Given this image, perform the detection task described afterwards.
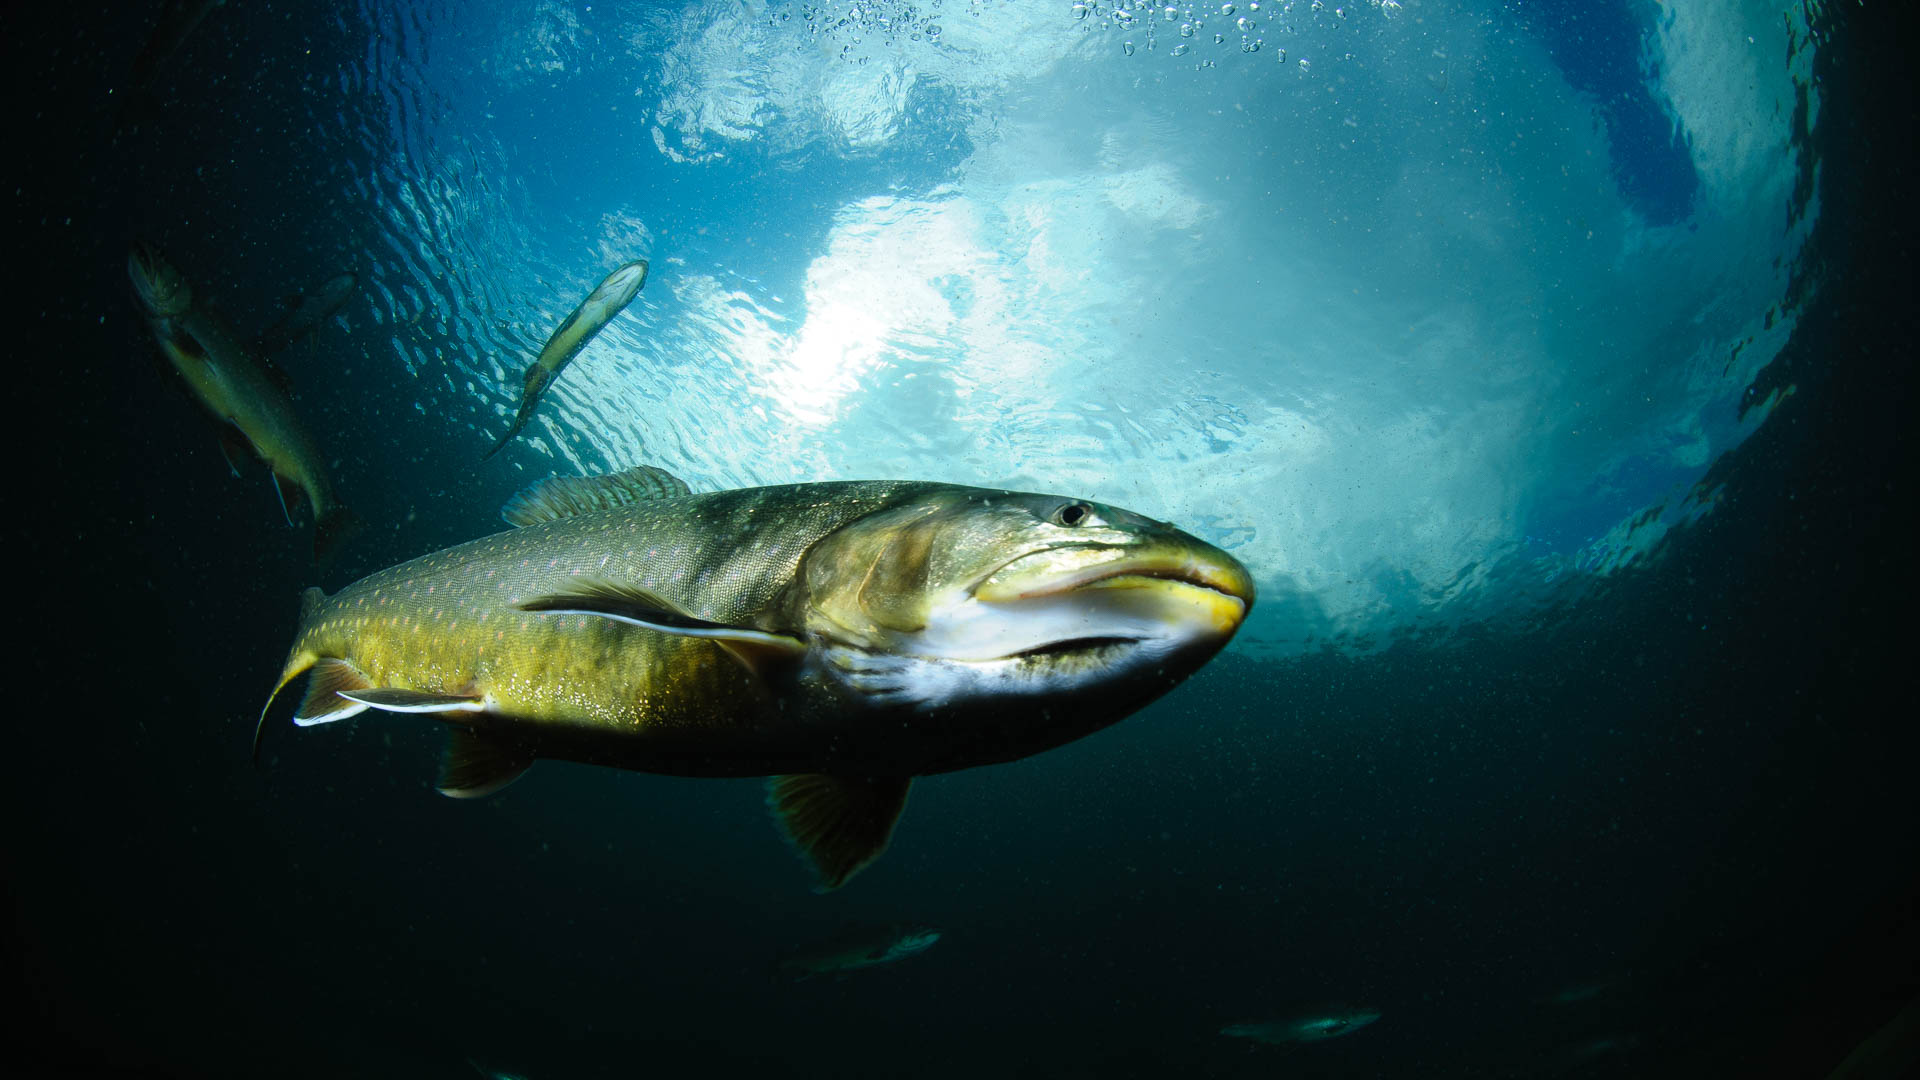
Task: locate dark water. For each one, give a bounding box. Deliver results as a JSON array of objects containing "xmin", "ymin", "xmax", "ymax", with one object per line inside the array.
[{"xmin": 14, "ymin": 2, "xmax": 1918, "ymax": 1078}]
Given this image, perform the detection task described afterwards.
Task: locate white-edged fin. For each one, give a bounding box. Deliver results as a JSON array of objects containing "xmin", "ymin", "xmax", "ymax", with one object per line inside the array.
[
  {"xmin": 437, "ymin": 728, "xmax": 530, "ymax": 798},
  {"xmin": 338, "ymin": 688, "xmax": 488, "ymax": 714},
  {"xmin": 293, "ymin": 658, "xmax": 373, "ymax": 726},
  {"xmin": 500, "ymin": 464, "xmax": 692, "ymax": 526},
  {"xmin": 517, "ymin": 580, "xmax": 804, "ymax": 677},
  {"xmin": 767, "ymin": 774, "xmax": 913, "ymax": 891},
  {"xmin": 269, "ymin": 472, "xmax": 295, "ymax": 527}
]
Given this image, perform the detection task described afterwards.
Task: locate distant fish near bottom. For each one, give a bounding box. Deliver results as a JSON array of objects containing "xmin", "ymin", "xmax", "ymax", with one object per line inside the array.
[
  {"xmin": 1222, "ymin": 1009, "xmax": 1382, "ymax": 1044},
  {"xmin": 776, "ymin": 924, "xmax": 942, "ymax": 979}
]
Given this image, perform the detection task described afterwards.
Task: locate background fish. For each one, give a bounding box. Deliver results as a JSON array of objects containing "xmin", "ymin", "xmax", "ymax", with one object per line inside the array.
[
  {"xmin": 128, "ymin": 242, "xmax": 360, "ymax": 563},
  {"xmin": 1222, "ymin": 1008, "xmax": 1383, "ymax": 1044},
  {"xmin": 252, "ymin": 271, "xmax": 357, "ymax": 357},
  {"xmin": 775, "ymin": 924, "xmax": 942, "ymax": 980},
  {"xmin": 484, "ymin": 259, "xmax": 648, "ymax": 459}
]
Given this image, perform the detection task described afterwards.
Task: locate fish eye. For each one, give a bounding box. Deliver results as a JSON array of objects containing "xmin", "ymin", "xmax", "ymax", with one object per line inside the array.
[{"xmin": 1052, "ymin": 502, "xmax": 1094, "ymax": 527}]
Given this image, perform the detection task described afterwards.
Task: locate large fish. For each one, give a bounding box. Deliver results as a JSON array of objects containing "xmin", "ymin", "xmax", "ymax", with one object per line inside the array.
[
  {"xmin": 258, "ymin": 465, "xmax": 1253, "ymax": 888},
  {"xmin": 483, "ymin": 259, "xmax": 649, "ymax": 459},
  {"xmin": 129, "ymin": 242, "xmax": 359, "ymax": 563}
]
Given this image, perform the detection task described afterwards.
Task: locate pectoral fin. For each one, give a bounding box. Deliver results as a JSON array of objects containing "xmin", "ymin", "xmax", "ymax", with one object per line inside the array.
[
  {"xmin": 337, "ymin": 688, "xmax": 489, "ymax": 714},
  {"xmin": 437, "ymin": 728, "xmax": 530, "ymax": 798},
  {"xmin": 269, "ymin": 472, "xmax": 295, "ymax": 527},
  {"xmin": 767, "ymin": 774, "xmax": 913, "ymax": 891},
  {"xmin": 516, "ymin": 580, "xmax": 805, "ymax": 677}
]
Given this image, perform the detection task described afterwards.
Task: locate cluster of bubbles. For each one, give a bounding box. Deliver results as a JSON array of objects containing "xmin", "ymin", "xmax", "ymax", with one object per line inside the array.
[
  {"xmin": 1072, "ymin": 0, "xmax": 1398, "ymax": 67},
  {"xmin": 769, "ymin": 0, "xmax": 987, "ymax": 54}
]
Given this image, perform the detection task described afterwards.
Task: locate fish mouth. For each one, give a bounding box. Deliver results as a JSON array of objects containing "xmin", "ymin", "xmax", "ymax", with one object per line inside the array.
[
  {"xmin": 909, "ymin": 544, "xmax": 1253, "ymax": 664},
  {"xmin": 975, "ymin": 545, "xmax": 1254, "ymax": 616}
]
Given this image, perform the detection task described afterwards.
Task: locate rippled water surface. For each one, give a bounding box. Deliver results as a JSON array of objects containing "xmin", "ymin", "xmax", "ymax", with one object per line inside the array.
[{"xmin": 247, "ymin": 0, "xmax": 1816, "ymax": 651}]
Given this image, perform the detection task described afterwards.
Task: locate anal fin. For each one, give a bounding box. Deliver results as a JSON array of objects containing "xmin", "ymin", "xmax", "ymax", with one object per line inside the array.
[
  {"xmin": 438, "ymin": 728, "xmax": 531, "ymax": 798},
  {"xmin": 767, "ymin": 774, "xmax": 913, "ymax": 891},
  {"xmin": 293, "ymin": 658, "xmax": 373, "ymax": 726}
]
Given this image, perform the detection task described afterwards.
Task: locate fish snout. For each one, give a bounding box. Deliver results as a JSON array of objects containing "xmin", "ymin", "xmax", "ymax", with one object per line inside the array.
[{"xmin": 127, "ymin": 242, "xmax": 190, "ymax": 317}]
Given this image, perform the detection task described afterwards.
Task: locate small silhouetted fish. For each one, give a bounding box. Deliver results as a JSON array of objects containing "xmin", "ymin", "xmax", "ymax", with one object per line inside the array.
[
  {"xmin": 776, "ymin": 924, "xmax": 942, "ymax": 980},
  {"xmin": 254, "ymin": 271, "xmax": 358, "ymax": 356},
  {"xmin": 484, "ymin": 259, "xmax": 648, "ymax": 459},
  {"xmin": 1222, "ymin": 1008, "xmax": 1382, "ymax": 1044}
]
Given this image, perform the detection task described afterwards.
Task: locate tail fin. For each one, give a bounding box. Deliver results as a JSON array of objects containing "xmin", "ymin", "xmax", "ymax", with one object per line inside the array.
[
  {"xmin": 313, "ymin": 504, "xmax": 364, "ymax": 566},
  {"xmin": 253, "ymin": 589, "xmax": 328, "ymax": 763},
  {"xmin": 483, "ymin": 365, "xmax": 548, "ymax": 461},
  {"xmin": 481, "ymin": 420, "xmax": 522, "ymax": 461}
]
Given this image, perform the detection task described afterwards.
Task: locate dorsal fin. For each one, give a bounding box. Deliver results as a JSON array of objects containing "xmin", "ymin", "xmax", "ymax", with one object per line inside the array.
[{"xmin": 501, "ymin": 465, "xmax": 694, "ymax": 526}]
